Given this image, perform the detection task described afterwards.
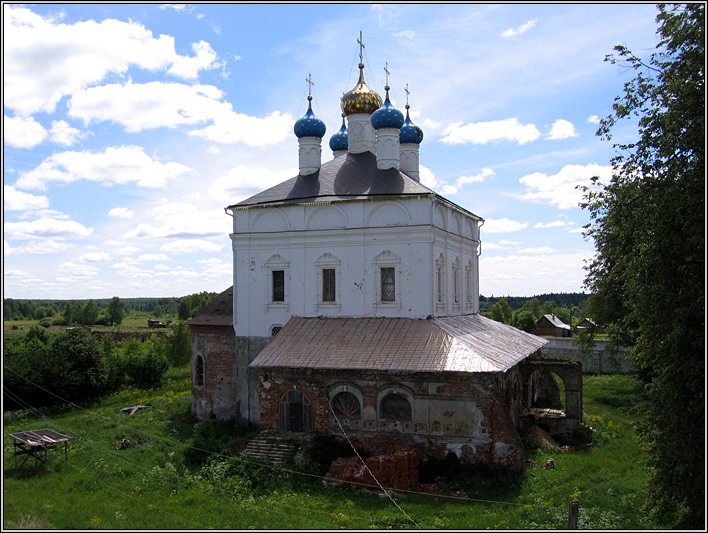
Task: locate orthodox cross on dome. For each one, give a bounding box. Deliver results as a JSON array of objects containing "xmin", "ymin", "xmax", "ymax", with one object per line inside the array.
[
  {"xmin": 404, "ymin": 83, "xmax": 410, "ymax": 106},
  {"xmin": 384, "ymin": 62, "xmax": 390, "ymax": 87},
  {"xmin": 357, "ymin": 31, "xmax": 365, "ymax": 63},
  {"xmin": 306, "ymin": 73, "xmax": 314, "ymax": 97}
]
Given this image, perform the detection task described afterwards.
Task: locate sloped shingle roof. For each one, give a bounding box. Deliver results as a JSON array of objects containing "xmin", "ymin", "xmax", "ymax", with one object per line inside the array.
[
  {"xmin": 227, "ymin": 151, "xmax": 481, "ymax": 220},
  {"xmin": 250, "ymin": 315, "xmax": 547, "ymax": 374}
]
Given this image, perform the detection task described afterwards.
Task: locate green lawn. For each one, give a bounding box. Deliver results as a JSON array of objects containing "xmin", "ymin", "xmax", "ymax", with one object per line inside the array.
[{"xmin": 3, "ymin": 371, "xmax": 653, "ymax": 529}]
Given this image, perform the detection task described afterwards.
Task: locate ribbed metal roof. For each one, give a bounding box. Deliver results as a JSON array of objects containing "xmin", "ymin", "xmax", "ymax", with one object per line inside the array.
[{"xmin": 250, "ymin": 315, "xmax": 547, "ymax": 373}]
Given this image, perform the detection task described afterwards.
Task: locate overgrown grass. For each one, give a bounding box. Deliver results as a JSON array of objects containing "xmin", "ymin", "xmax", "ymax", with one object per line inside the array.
[{"xmin": 3, "ymin": 371, "xmax": 654, "ymax": 529}]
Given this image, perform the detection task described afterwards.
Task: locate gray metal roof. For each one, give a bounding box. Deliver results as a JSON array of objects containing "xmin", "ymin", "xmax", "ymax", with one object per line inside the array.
[
  {"xmin": 227, "ymin": 151, "xmax": 481, "ymax": 220},
  {"xmin": 540, "ymin": 314, "xmax": 571, "ymax": 329},
  {"xmin": 187, "ymin": 286, "xmax": 233, "ymax": 327},
  {"xmin": 250, "ymin": 315, "xmax": 547, "ymax": 373}
]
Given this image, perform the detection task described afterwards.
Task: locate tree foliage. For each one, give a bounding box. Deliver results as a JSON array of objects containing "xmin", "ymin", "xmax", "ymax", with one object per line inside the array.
[
  {"xmin": 3, "ymin": 327, "xmax": 107, "ymax": 408},
  {"xmin": 107, "ymin": 296, "xmax": 125, "ymax": 326},
  {"xmin": 580, "ymin": 4, "xmax": 704, "ymax": 528}
]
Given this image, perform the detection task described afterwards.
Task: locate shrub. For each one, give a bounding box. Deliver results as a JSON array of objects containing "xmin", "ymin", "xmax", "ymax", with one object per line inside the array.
[{"xmin": 123, "ymin": 339, "xmax": 168, "ymax": 389}]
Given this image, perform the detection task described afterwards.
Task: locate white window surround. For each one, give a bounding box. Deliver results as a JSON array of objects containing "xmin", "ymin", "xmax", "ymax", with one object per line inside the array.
[
  {"xmin": 373, "ymin": 250, "xmax": 402, "ymax": 310},
  {"xmin": 436, "ymin": 253, "xmax": 446, "ymax": 311},
  {"xmin": 452, "ymin": 256, "xmax": 461, "ymax": 310},
  {"xmin": 376, "ymin": 384, "xmax": 415, "ymax": 421},
  {"xmin": 265, "ymin": 254, "xmax": 290, "ymax": 310},
  {"xmin": 465, "ymin": 260, "xmax": 474, "ymax": 311},
  {"xmin": 328, "ymin": 383, "xmax": 364, "ymax": 419},
  {"xmin": 315, "ymin": 253, "xmax": 341, "ymax": 310}
]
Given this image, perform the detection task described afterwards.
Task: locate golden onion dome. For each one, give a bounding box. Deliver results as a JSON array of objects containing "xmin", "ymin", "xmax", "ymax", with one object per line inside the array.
[{"xmin": 341, "ymin": 62, "xmax": 383, "ymax": 116}]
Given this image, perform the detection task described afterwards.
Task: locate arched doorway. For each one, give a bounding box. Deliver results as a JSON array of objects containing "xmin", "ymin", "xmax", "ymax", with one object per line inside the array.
[{"xmin": 279, "ymin": 390, "xmax": 312, "ymax": 432}]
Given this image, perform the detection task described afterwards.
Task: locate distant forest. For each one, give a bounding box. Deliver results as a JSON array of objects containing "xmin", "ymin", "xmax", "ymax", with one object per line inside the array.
[
  {"xmin": 4, "ymin": 292, "xmax": 589, "ymax": 321},
  {"xmin": 3, "ymin": 292, "xmax": 217, "ymax": 321},
  {"xmin": 478, "ymin": 292, "xmax": 590, "ymax": 314}
]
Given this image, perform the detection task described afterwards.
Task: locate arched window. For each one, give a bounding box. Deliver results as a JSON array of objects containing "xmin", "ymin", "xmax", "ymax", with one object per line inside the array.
[
  {"xmin": 194, "ymin": 354, "xmax": 205, "ymax": 387},
  {"xmin": 381, "ymin": 393, "xmax": 412, "ymax": 421},
  {"xmin": 332, "ymin": 392, "xmax": 361, "ymax": 418},
  {"xmin": 278, "ymin": 390, "xmax": 312, "ymax": 432}
]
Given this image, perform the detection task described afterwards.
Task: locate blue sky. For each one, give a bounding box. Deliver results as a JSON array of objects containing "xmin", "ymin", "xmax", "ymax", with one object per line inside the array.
[{"xmin": 3, "ymin": 2, "xmax": 661, "ymax": 300}]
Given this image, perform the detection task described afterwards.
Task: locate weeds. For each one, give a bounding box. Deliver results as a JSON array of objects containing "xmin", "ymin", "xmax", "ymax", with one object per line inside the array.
[{"xmin": 3, "ymin": 372, "xmax": 652, "ymax": 529}]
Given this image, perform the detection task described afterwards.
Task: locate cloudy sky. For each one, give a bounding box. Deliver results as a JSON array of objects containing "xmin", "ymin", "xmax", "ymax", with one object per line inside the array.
[{"xmin": 3, "ymin": 3, "xmax": 661, "ymax": 300}]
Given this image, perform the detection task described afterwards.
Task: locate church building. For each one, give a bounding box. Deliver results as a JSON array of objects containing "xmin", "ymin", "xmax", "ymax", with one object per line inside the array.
[{"xmin": 188, "ymin": 38, "xmax": 582, "ymax": 468}]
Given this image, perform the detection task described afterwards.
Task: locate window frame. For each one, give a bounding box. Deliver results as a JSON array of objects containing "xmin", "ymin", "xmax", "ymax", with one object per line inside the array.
[{"xmin": 373, "ymin": 251, "xmax": 401, "ymax": 309}]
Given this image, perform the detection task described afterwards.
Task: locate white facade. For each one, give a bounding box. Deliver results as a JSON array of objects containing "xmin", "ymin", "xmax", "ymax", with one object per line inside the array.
[{"xmin": 230, "ymin": 196, "xmax": 481, "ymax": 340}]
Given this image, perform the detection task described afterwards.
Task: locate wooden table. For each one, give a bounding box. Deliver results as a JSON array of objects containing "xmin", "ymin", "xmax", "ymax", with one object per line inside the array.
[{"xmin": 8, "ymin": 428, "xmax": 72, "ymax": 468}]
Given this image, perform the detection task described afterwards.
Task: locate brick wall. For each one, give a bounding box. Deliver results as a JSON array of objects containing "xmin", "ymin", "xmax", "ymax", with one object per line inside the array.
[
  {"xmin": 190, "ymin": 325, "xmax": 237, "ymax": 420},
  {"xmin": 257, "ymin": 366, "xmax": 526, "ymax": 468}
]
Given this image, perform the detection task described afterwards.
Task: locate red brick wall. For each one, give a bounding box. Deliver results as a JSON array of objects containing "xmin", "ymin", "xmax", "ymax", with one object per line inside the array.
[
  {"xmin": 257, "ymin": 366, "xmax": 525, "ymax": 467},
  {"xmin": 190, "ymin": 325, "xmax": 237, "ymax": 420}
]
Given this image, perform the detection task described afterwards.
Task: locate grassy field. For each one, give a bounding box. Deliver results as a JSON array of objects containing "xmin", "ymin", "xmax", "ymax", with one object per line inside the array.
[{"xmin": 3, "ymin": 371, "xmax": 653, "ymax": 529}]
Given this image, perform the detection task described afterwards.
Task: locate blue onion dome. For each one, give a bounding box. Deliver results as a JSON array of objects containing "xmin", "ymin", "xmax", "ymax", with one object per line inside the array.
[
  {"xmin": 294, "ymin": 95, "xmax": 326, "ymax": 138},
  {"xmin": 341, "ymin": 62, "xmax": 383, "ymax": 116},
  {"xmin": 371, "ymin": 85, "xmax": 405, "ymax": 130},
  {"xmin": 329, "ymin": 113, "xmax": 349, "ymax": 151},
  {"xmin": 399, "ymin": 104, "xmax": 424, "ymax": 144}
]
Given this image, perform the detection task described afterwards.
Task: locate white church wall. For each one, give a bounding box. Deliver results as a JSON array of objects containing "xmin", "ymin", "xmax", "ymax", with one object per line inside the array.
[{"xmin": 231, "ymin": 197, "xmax": 480, "ymax": 338}]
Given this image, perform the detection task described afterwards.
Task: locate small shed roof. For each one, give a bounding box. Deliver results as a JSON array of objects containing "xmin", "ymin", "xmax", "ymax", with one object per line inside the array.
[
  {"xmin": 187, "ymin": 286, "xmax": 233, "ymax": 327},
  {"xmin": 539, "ymin": 314, "xmax": 572, "ymax": 330},
  {"xmin": 250, "ymin": 315, "xmax": 547, "ymax": 374}
]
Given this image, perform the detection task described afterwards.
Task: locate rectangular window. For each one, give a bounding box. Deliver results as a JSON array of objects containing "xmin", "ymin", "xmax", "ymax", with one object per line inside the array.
[
  {"xmin": 322, "ymin": 268, "xmax": 336, "ymax": 302},
  {"xmin": 381, "ymin": 267, "xmax": 395, "ymax": 302},
  {"xmin": 272, "ymin": 270, "xmax": 285, "ymax": 302}
]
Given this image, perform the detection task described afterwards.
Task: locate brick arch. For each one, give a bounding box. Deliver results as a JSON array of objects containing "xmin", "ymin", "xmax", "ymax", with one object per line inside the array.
[{"xmin": 520, "ymin": 360, "xmax": 583, "ymax": 427}]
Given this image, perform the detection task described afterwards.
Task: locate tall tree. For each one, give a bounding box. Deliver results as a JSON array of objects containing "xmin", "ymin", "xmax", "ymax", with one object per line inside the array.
[
  {"xmin": 581, "ymin": 4, "xmax": 704, "ymax": 528},
  {"xmin": 490, "ymin": 298, "xmax": 513, "ymax": 324},
  {"xmin": 107, "ymin": 296, "xmax": 125, "ymax": 326}
]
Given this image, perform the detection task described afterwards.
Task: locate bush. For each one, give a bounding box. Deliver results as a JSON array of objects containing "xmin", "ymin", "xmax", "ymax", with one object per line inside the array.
[{"xmin": 123, "ymin": 338, "xmax": 168, "ymax": 389}]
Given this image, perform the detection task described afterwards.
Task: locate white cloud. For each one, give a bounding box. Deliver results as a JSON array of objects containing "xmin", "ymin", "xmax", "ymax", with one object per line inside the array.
[
  {"xmin": 5, "ymin": 218, "xmax": 93, "ymax": 240},
  {"xmin": 534, "ymin": 220, "xmax": 572, "ymax": 229},
  {"xmin": 547, "ymin": 119, "xmax": 579, "ymax": 140},
  {"xmin": 139, "ymin": 253, "xmax": 169, "ymax": 261},
  {"xmin": 168, "ymin": 40, "xmax": 220, "ymax": 79},
  {"xmin": 3, "ymin": 115, "xmax": 48, "ymax": 148},
  {"xmin": 456, "ymin": 167, "xmax": 495, "ymax": 188},
  {"xmin": 15, "ymin": 145, "xmax": 192, "ymax": 191},
  {"xmin": 394, "ymin": 30, "xmax": 415, "ymax": 38},
  {"xmin": 108, "ymin": 207, "xmax": 135, "ymax": 219},
  {"xmin": 159, "ymin": 239, "xmax": 223, "ymax": 253},
  {"xmin": 4, "ymin": 185, "xmax": 49, "ymax": 211},
  {"xmin": 209, "ymin": 165, "xmax": 295, "ymax": 201},
  {"xmin": 483, "ymin": 217, "xmax": 529, "ymax": 233},
  {"xmin": 587, "ymin": 115, "xmax": 601, "ymax": 124},
  {"xmin": 480, "ymin": 250, "xmax": 592, "ymax": 296},
  {"xmin": 49, "ymin": 120, "xmax": 85, "ymax": 146},
  {"xmin": 80, "ymin": 252, "xmax": 112, "ymax": 262},
  {"xmin": 188, "ymin": 110, "xmax": 294, "ymax": 146},
  {"xmin": 58, "ymin": 261, "xmax": 100, "ymax": 278},
  {"xmin": 3, "ymin": 5, "xmax": 220, "ymax": 115},
  {"xmin": 68, "ymin": 80, "xmax": 293, "ymax": 146},
  {"xmin": 517, "ymin": 246, "xmax": 555, "ymax": 254},
  {"xmin": 4, "ymin": 239, "xmax": 74, "ymax": 256},
  {"xmin": 441, "ymin": 118, "xmax": 541, "ymax": 145},
  {"xmin": 500, "ymin": 19, "xmax": 538, "ymax": 38},
  {"xmin": 518, "ymin": 163, "xmax": 612, "ymax": 209}
]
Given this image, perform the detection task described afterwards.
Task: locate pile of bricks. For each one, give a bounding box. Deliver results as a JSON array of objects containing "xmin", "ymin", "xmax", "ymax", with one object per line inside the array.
[{"xmin": 324, "ymin": 450, "xmax": 419, "ymax": 492}]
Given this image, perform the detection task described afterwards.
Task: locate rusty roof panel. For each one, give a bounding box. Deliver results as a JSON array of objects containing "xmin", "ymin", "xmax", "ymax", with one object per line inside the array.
[{"xmin": 250, "ymin": 315, "xmax": 547, "ymax": 373}]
